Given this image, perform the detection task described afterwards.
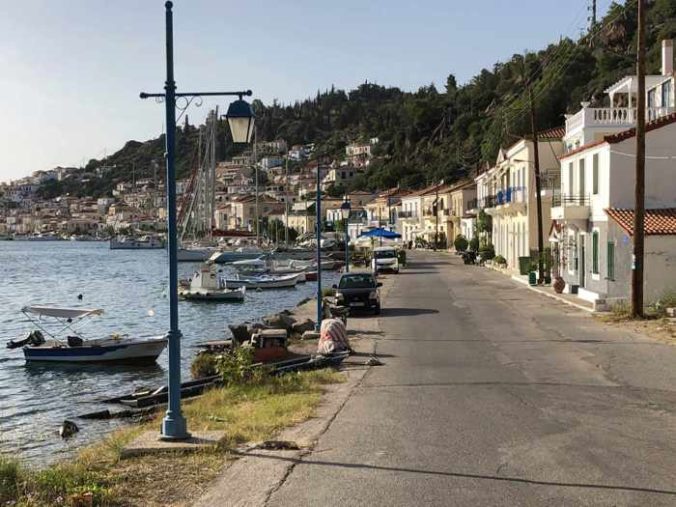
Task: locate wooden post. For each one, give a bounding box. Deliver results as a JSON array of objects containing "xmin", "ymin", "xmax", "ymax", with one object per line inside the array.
[
  {"xmin": 632, "ymin": 0, "xmax": 646, "ymax": 318},
  {"xmin": 529, "ymin": 87, "xmax": 545, "ymax": 283}
]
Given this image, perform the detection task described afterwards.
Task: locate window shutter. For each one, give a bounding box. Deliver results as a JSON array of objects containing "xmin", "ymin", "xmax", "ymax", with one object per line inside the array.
[{"xmin": 607, "ymin": 242, "xmax": 615, "ymax": 280}]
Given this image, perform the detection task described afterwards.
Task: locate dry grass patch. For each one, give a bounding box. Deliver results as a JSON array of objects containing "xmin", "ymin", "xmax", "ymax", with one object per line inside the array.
[{"xmin": 1, "ymin": 368, "xmax": 344, "ymax": 506}]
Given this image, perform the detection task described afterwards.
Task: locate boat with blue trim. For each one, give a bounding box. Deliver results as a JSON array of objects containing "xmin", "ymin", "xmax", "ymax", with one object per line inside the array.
[{"xmin": 8, "ymin": 306, "xmax": 167, "ymax": 364}]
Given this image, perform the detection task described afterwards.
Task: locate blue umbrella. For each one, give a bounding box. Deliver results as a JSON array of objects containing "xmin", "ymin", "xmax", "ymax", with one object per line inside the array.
[{"xmin": 358, "ymin": 227, "xmax": 401, "ymax": 239}]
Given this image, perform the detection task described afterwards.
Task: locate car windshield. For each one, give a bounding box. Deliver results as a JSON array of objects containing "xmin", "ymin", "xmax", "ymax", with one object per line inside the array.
[
  {"xmin": 338, "ymin": 274, "xmax": 376, "ymax": 289},
  {"xmin": 374, "ymin": 250, "xmax": 396, "ymax": 259}
]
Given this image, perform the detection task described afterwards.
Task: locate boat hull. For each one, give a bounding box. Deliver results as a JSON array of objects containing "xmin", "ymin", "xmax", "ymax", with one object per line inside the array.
[
  {"xmin": 210, "ymin": 252, "xmax": 266, "ymax": 264},
  {"xmin": 179, "ymin": 288, "xmax": 245, "ymax": 302},
  {"xmin": 224, "ymin": 275, "xmax": 298, "ymax": 290},
  {"xmin": 177, "ymin": 248, "xmax": 212, "ymax": 262},
  {"xmin": 23, "ymin": 339, "xmax": 168, "ymax": 364}
]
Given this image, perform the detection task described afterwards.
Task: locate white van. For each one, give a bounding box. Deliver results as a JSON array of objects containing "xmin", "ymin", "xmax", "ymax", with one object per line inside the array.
[{"xmin": 372, "ymin": 246, "xmax": 399, "ymax": 274}]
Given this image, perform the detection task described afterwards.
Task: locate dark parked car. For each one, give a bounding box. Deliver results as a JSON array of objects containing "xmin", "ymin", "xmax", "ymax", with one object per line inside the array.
[{"xmin": 333, "ymin": 273, "xmax": 382, "ymax": 315}]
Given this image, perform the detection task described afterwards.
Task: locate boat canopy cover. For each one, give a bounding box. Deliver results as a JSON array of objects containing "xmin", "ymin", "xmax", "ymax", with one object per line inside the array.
[{"xmin": 21, "ymin": 306, "xmax": 104, "ymax": 319}]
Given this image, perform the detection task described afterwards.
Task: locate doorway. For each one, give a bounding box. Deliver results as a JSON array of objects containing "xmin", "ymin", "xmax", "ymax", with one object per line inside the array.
[{"xmin": 579, "ymin": 240, "xmax": 586, "ymax": 288}]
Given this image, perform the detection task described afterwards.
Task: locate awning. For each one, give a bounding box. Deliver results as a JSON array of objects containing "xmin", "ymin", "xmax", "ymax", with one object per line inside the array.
[{"xmin": 22, "ymin": 306, "xmax": 104, "ymax": 319}]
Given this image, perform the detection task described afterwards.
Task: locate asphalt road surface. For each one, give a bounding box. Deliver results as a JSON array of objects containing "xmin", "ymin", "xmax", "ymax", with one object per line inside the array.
[{"xmin": 268, "ymin": 251, "xmax": 676, "ymax": 506}]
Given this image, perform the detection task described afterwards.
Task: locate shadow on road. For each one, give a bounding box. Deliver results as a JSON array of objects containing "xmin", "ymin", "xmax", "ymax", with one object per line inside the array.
[
  {"xmin": 382, "ymin": 307, "xmax": 439, "ymax": 317},
  {"xmin": 242, "ymin": 452, "xmax": 676, "ymax": 498}
]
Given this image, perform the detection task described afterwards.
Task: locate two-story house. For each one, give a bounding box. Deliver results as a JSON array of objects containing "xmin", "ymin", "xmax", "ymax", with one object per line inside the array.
[
  {"xmin": 551, "ymin": 39, "xmax": 676, "ymax": 308},
  {"xmin": 478, "ymin": 129, "xmax": 564, "ymax": 272}
]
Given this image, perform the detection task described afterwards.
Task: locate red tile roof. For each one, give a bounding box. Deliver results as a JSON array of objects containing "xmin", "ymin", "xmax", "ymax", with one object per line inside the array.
[
  {"xmin": 536, "ymin": 126, "xmax": 566, "ymax": 140},
  {"xmin": 606, "ymin": 208, "xmax": 676, "ymax": 236}
]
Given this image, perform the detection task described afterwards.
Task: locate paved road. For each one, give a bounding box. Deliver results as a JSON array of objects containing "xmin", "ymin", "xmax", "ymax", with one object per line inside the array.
[{"xmin": 268, "ymin": 252, "xmax": 676, "ymax": 506}]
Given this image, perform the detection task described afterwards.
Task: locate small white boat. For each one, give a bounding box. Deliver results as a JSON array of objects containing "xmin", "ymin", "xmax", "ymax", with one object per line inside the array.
[
  {"xmin": 223, "ymin": 273, "xmax": 299, "ymax": 290},
  {"xmin": 179, "ymin": 263, "xmax": 246, "ymax": 302},
  {"xmin": 177, "ymin": 247, "xmax": 214, "ymax": 262},
  {"xmin": 110, "ymin": 235, "xmax": 165, "ymax": 250},
  {"xmin": 10, "ymin": 306, "xmax": 167, "ymax": 364},
  {"xmin": 209, "ymin": 247, "xmax": 267, "ymax": 264}
]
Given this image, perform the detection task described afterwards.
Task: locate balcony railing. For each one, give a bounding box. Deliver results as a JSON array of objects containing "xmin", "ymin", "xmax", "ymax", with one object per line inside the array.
[
  {"xmin": 398, "ymin": 211, "xmax": 418, "ymax": 219},
  {"xmin": 552, "ymin": 194, "xmax": 590, "ymax": 207},
  {"xmin": 566, "ymin": 106, "xmax": 675, "ymax": 134}
]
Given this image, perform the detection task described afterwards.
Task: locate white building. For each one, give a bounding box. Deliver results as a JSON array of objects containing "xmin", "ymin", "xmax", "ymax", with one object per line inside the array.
[
  {"xmin": 552, "ymin": 114, "xmax": 676, "ymax": 307},
  {"xmin": 477, "ymin": 129, "xmax": 564, "ymax": 272}
]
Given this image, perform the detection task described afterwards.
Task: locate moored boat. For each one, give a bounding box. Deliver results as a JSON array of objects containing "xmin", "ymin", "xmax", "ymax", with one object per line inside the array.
[
  {"xmin": 10, "ymin": 306, "xmax": 167, "ymax": 364},
  {"xmin": 179, "ymin": 263, "xmax": 246, "ymax": 302},
  {"xmin": 209, "ymin": 247, "xmax": 268, "ymax": 264},
  {"xmin": 223, "ymin": 273, "xmax": 299, "ymax": 290},
  {"xmin": 110, "ymin": 235, "xmax": 165, "ymax": 250}
]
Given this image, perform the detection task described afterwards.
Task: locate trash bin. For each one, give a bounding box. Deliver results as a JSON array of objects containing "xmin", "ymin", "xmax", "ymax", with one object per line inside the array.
[
  {"xmin": 518, "ymin": 256, "xmax": 531, "ymax": 275},
  {"xmin": 528, "ymin": 271, "xmax": 537, "ymax": 286}
]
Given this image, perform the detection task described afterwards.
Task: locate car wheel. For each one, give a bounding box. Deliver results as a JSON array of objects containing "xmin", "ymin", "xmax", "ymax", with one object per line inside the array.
[{"xmin": 374, "ymin": 304, "xmax": 381, "ymax": 315}]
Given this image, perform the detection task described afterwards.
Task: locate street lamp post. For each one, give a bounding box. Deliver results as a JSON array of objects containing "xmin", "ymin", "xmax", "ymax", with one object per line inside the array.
[
  {"xmin": 340, "ymin": 198, "xmax": 351, "ymax": 272},
  {"xmin": 140, "ymin": 0, "xmax": 254, "ymax": 441},
  {"xmin": 315, "ymin": 164, "xmax": 322, "ymax": 331}
]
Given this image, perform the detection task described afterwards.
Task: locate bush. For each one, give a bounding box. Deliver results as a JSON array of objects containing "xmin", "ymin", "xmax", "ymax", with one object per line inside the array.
[
  {"xmin": 469, "ymin": 236, "xmax": 479, "ymax": 251},
  {"xmin": 453, "ymin": 235, "xmax": 469, "ymax": 252},
  {"xmin": 0, "ymin": 458, "xmax": 20, "ymax": 503},
  {"xmin": 494, "ymin": 255, "xmax": 507, "ymax": 266},
  {"xmin": 647, "ymin": 291, "xmax": 676, "ymax": 316},
  {"xmin": 479, "ymin": 242, "xmax": 495, "ymax": 261},
  {"xmin": 191, "ymin": 352, "xmax": 219, "ymax": 379},
  {"xmin": 216, "ymin": 344, "xmax": 269, "ymax": 386}
]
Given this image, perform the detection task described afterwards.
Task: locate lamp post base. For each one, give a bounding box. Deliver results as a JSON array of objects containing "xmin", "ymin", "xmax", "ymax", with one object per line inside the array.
[{"xmin": 161, "ymin": 414, "xmax": 190, "ymax": 441}]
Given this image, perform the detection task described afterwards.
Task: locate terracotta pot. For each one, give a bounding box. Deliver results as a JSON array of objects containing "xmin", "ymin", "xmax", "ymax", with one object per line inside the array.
[{"xmin": 553, "ymin": 276, "xmax": 565, "ymax": 294}]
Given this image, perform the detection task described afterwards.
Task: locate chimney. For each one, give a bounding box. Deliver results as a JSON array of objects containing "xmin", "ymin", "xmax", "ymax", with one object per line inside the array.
[{"xmin": 662, "ymin": 39, "xmax": 674, "ymax": 76}]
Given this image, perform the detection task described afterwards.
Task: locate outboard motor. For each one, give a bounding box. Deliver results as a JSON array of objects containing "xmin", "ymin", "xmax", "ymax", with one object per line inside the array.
[
  {"xmin": 7, "ymin": 330, "xmax": 45, "ymax": 349},
  {"xmin": 67, "ymin": 335, "xmax": 84, "ymax": 347},
  {"xmin": 28, "ymin": 330, "xmax": 45, "ymax": 346}
]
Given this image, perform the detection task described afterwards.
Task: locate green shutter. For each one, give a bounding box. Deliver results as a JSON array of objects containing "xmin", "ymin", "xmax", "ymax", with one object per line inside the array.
[
  {"xmin": 592, "ymin": 154, "xmax": 599, "ymax": 195},
  {"xmin": 607, "ymin": 242, "xmax": 614, "ymax": 280},
  {"xmin": 592, "ymin": 232, "xmax": 599, "ymax": 274}
]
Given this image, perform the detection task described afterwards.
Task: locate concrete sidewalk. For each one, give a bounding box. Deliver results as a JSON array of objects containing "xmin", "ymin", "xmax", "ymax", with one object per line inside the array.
[{"xmin": 192, "ymin": 272, "xmax": 396, "ymax": 507}]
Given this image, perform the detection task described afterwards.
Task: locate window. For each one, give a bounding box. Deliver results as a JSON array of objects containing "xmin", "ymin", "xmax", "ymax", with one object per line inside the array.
[
  {"xmin": 592, "ymin": 154, "xmax": 599, "ymax": 195},
  {"xmin": 578, "ymin": 159, "xmax": 586, "ymax": 197},
  {"xmin": 568, "ymin": 162, "xmax": 574, "ymax": 195},
  {"xmin": 662, "ymin": 82, "xmax": 672, "ymax": 109},
  {"xmin": 592, "ymin": 231, "xmax": 599, "ymax": 275},
  {"xmin": 607, "ymin": 242, "xmax": 615, "ymax": 280}
]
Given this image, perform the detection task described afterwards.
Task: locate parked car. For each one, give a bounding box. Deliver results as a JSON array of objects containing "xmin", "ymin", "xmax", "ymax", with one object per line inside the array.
[
  {"xmin": 372, "ymin": 246, "xmax": 400, "ymax": 274},
  {"xmin": 333, "ymin": 273, "xmax": 382, "ymax": 315}
]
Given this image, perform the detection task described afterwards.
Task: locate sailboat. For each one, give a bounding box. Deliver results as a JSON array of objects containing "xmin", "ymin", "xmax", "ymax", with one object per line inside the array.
[{"xmin": 177, "ymin": 109, "xmax": 219, "ymax": 262}]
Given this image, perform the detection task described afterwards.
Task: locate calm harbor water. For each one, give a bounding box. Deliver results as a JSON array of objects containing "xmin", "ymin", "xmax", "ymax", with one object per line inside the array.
[{"xmin": 0, "ymin": 241, "xmax": 336, "ymax": 464}]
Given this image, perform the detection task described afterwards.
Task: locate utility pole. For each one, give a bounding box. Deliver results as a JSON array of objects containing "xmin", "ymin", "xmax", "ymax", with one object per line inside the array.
[
  {"xmin": 284, "ymin": 155, "xmax": 290, "ymax": 247},
  {"xmin": 435, "ymin": 186, "xmax": 439, "ymax": 250},
  {"xmin": 528, "ymin": 87, "xmax": 545, "ymax": 283},
  {"xmin": 632, "ymin": 0, "xmax": 646, "ymax": 318},
  {"xmin": 253, "ymin": 128, "xmax": 259, "ymax": 246},
  {"xmin": 589, "ymin": 0, "xmax": 597, "ymax": 48}
]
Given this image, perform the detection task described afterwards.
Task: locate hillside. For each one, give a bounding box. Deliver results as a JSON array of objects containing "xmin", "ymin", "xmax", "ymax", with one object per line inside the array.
[{"xmin": 39, "ymin": 0, "xmax": 676, "ymax": 198}]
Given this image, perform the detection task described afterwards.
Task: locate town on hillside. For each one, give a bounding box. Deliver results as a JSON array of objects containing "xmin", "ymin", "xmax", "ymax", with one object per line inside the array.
[{"xmin": 3, "ymin": 40, "xmax": 676, "ymax": 310}]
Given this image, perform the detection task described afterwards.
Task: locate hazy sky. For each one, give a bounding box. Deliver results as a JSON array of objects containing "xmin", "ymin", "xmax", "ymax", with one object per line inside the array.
[{"xmin": 0, "ymin": 0, "xmax": 610, "ymax": 182}]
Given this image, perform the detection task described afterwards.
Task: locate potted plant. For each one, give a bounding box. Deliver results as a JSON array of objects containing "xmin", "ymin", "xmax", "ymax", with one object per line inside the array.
[{"xmin": 553, "ymin": 276, "xmax": 565, "ymax": 293}]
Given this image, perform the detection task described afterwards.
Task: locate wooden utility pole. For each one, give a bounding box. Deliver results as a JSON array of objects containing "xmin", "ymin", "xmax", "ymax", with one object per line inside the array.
[
  {"xmin": 632, "ymin": 0, "xmax": 646, "ymax": 318},
  {"xmin": 528, "ymin": 87, "xmax": 545, "ymax": 283}
]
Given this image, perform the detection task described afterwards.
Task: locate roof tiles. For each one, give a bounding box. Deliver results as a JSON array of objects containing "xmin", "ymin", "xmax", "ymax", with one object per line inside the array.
[{"xmin": 606, "ymin": 208, "xmax": 676, "ymax": 236}]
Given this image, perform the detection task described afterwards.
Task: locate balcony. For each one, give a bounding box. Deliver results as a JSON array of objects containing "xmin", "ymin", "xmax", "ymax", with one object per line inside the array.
[
  {"xmin": 466, "ymin": 198, "xmax": 478, "ymax": 213},
  {"xmin": 484, "ymin": 186, "xmax": 526, "ymax": 215},
  {"xmin": 398, "ymin": 210, "xmax": 419, "ymax": 220},
  {"xmin": 565, "ymin": 105, "xmax": 675, "ymax": 144},
  {"xmin": 551, "ymin": 194, "xmax": 591, "ymax": 222}
]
